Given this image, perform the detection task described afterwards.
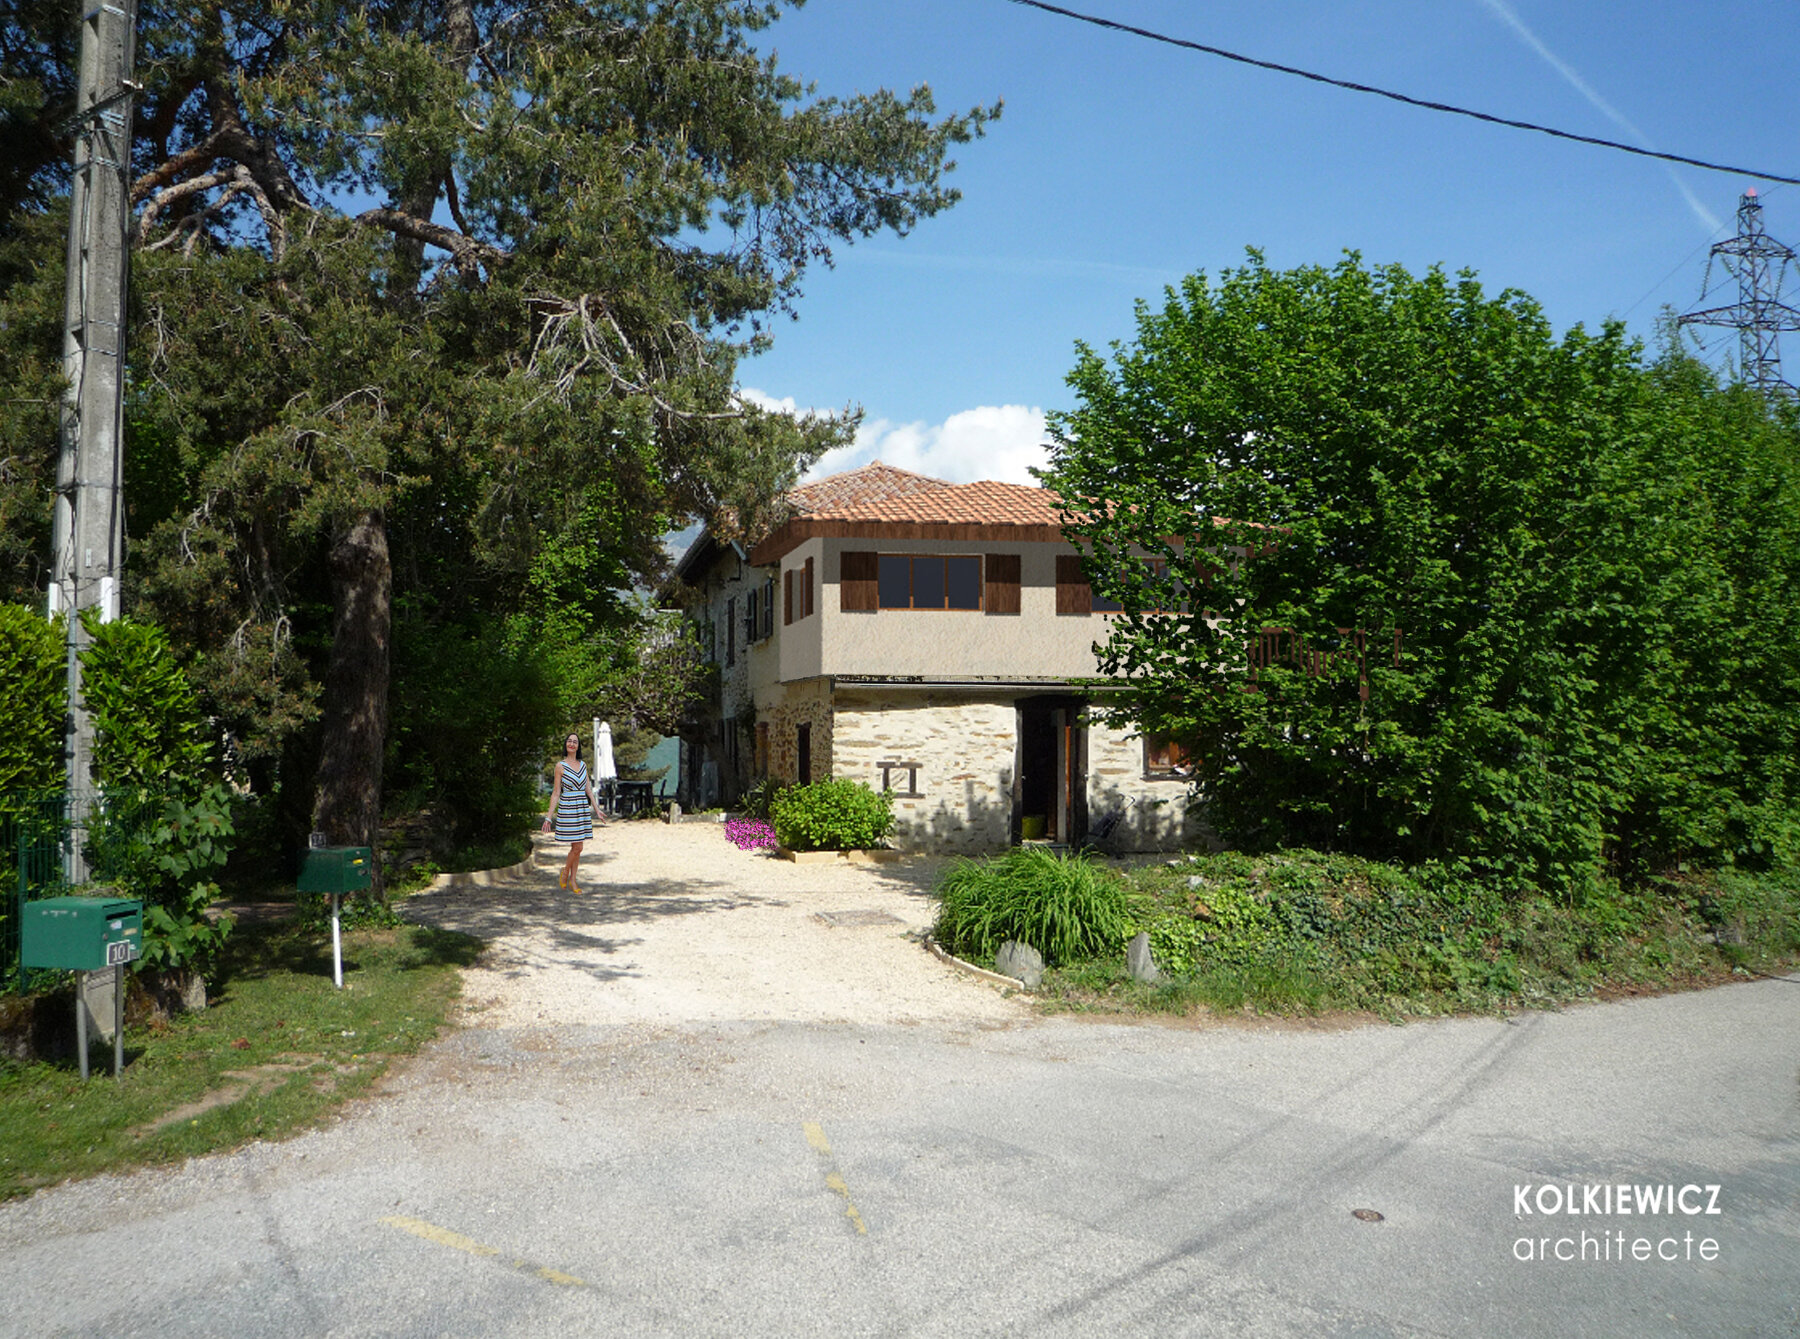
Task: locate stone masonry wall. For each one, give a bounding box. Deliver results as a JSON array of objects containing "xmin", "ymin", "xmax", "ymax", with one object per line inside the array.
[
  {"xmin": 1084, "ymin": 720, "xmax": 1205, "ymax": 853},
  {"xmin": 764, "ymin": 677, "xmax": 833, "ymax": 785},
  {"xmin": 831, "ymin": 692, "xmax": 1016, "ymax": 853}
]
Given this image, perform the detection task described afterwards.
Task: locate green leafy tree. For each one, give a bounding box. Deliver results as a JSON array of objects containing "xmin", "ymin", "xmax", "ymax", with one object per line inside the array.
[
  {"xmin": 1042, "ymin": 253, "xmax": 1800, "ymax": 895},
  {"xmin": 0, "ymin": 0, "xmax": 996, "ymax": 877}
]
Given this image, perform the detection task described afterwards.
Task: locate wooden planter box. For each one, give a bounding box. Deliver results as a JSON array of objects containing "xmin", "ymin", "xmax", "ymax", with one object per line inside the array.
[{"xmin": 775, "ymin": 847, "xmax": 903, "ymax": 865}]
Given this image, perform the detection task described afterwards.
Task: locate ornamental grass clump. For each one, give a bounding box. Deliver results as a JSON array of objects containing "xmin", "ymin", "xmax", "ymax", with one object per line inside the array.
[
  {"xmin": 769, "ymin": 778, "xmax": 894, "ymax": 852},
  {"xmin": 934, "ymin": 847, "xmax": 1138, "ymax": 967},
  {"xmin": 725, "ymin": 817, "xmax": 777, "ymax": 850}
]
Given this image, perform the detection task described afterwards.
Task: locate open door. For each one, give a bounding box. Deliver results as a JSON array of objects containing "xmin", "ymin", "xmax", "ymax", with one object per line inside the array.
[{"xmin": 1014, "ymin": 697, "xmax": 1086, "ymax": 845}]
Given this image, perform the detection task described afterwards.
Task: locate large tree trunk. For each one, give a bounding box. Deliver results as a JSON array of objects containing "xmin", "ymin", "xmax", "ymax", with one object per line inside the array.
[{"xmin": 312, "ymin": 509, "xmax": 391, "ymax": 898}]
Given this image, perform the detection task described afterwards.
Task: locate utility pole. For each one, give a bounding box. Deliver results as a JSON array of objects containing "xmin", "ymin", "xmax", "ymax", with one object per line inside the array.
[
  {"xmin": 48, "ymin": 0, "xmax": 139, "ymax": 878},
  {"xmin": 1679, "ymin": 188, "xmax": 1800, "ymax": 401}
]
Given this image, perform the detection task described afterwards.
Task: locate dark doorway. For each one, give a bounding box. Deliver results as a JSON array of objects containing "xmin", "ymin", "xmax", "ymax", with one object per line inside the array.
[
  {"xmin": 1018, "ymin": 706, "xmax": 1058, "ymax": 840},
  {"xmin": 1014, "ymin": 697, "xmax": 1085, "ymax": 844},
  {"xmin": 796, "ymin": 723, "xmax": 812, "ymax": 784}
]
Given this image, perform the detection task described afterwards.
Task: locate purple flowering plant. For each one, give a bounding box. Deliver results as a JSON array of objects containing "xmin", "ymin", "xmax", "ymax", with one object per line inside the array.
[{"xmin": 725, "ymin": 817, "xmax": 778, "ymax": 851}]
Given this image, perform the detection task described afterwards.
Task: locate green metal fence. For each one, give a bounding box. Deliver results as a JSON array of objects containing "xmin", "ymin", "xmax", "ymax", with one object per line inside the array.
[{"xmin": 1, "ymin": 792, "xmax": 75, "ymax": 992}]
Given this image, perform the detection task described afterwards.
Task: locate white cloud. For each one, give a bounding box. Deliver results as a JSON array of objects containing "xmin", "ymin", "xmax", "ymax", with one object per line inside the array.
[{"xmin": 739, "ymin": 388, "xmax": 1051, "ymax": 486}]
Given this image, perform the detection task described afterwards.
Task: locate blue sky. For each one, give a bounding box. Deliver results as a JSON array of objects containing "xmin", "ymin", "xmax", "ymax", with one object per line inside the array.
[{"xmin": 730, "ymin": 0, "xmax": 1800, "ymax": 485}]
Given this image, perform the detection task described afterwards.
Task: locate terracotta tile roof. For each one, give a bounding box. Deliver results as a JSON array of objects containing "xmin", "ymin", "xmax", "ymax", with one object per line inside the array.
[
  {"xmin": 789, "ymin": 461, "xmax": 1064, "ymax": 526},
  {"xmin": 788, "ymin": 460, "xmax": 955, "ymax": 514}
]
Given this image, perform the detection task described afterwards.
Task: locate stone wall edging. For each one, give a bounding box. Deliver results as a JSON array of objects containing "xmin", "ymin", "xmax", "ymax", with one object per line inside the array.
[
  {"xmin": 923, "ymin": 935, "xmax": 1033, "ymax": 994},
  {"xmin": 424, "ymin": 853, "xmax": 536, "ymax": 890}
]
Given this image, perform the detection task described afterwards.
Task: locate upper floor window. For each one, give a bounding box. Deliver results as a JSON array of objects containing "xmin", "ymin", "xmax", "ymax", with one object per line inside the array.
[
  {"xmin": 745, "ymin": 578, "xmax": 775, "ymax": 643},
  {"xmin": 842, "ymin": 550, "xmax": 1016, "ymax": 614},
  {"xmin": 878, "ymin": 554, "xmax": 982, "ymax": 610},
  {"xmin": 1058, "ymin": 553, "xmax": 1188, "ymax": 615},
  {"xmin": 784, "ymin": 558, "xmax": 815, "ymax": 624}
]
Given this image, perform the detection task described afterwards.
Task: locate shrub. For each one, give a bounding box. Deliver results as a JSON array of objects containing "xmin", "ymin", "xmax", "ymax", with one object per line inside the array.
[
  {"xmin": 934, "ymin": 847, "xmax": 1138, "ymax": 967},
  {"xmin": 0, "ymin": 605, "xmax": 64, "ymax": 794},
  {"xmin": 79, "ymin": 610, "xmax": 216, "ymax": 795},
  {"xmin": 85, "ymin": 784, "xmax": 237, "ymax": 974},
  {"xmin": 769, "ymin": 778, "xmax": 893, "ymax": 852},
  {"xmin": 738, "ymin": 777, "xmax": 789, "ymax": 822}
]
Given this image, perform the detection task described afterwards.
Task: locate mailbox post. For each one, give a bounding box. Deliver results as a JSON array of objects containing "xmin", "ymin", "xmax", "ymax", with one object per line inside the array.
[
  {"xmin": 297, "ymin": 847, "xmax": 372, "ymax": 987},
  {"xmin": 21, "ymin": 896, "xmax": 142, "ymax": 1079}
]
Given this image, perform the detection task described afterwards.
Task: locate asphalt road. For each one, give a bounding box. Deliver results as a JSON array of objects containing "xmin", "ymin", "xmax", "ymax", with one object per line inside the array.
[{"xmin": 2, "ymin": 967, "xmax": 1797, "ymax": 1338}]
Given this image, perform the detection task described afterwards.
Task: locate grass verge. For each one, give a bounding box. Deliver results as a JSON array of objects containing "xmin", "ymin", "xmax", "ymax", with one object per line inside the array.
[
  {"xmin": 935, "ymin": 848, "xmax": 1800, "ymax": 1020},
  {"xmin": 0, "ymin": 919, "xmax": 480, "ymax": 1202}
]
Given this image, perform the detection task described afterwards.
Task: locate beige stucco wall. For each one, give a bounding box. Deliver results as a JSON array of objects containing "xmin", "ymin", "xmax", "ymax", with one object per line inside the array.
[
  {"xmin": 816, "ymin": 538, "xmax": 1113, "ymax": 679},
  {"xmin": 777, "ymin": 537, "xmax": 826, "ymax": 684},
  {"xmin": 831, "ymin": 690, "xmax": 1017, "ymax": 854}
]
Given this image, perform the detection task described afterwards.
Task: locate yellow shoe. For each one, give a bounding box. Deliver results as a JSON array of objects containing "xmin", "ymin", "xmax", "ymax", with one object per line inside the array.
[{"xmin": 558, "ymin": 870, "xmax": 568, "ymax": 889}]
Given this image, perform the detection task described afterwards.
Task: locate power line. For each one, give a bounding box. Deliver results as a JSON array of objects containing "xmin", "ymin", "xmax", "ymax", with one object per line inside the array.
[{"xmin": 1005, "ymin": 0, "xmax": 1800, "ymax": 187}]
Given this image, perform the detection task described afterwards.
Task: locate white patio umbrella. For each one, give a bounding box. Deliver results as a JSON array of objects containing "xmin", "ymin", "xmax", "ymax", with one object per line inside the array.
[
  {"xmin": 595, "ymin": 720, "xmax": 617, "ymax": 815},
  {"xmin": 595, "ymin": 720, "xmax": 617, "ymax": 781}
]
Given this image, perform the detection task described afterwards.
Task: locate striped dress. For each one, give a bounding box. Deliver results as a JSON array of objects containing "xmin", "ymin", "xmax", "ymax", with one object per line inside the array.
[{"xmin": 552, "ymin": 760, "xmax": 593, "ymax": 842}]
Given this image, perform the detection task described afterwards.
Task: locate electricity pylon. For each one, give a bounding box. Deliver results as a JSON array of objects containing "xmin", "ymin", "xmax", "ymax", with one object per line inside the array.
[{"xmin": 1679, "ymin": 188, "xmax": 1800, "ymax": 401}]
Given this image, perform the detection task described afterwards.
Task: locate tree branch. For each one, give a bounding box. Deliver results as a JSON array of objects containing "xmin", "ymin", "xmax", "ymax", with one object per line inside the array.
[{"xmin": 355, "ymin": 207, "xmax": 508, "ymax": 281}]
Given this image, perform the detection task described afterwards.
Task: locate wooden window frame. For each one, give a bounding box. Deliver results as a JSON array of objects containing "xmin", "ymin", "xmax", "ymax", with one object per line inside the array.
[
  {"xmin": 876, "ymin": 554, "xmax": 985, "ymax": 611},
  {"xmin": 803, "ymin": 556, "xmax": 815, "ymax": 618},
  {"xmin": 1143, "ymin": 734, "xmax": 1193, "ymax": 779},
  {"xmin": 876, "ymin": 759, "xmax": 922, "ymax": 798}
]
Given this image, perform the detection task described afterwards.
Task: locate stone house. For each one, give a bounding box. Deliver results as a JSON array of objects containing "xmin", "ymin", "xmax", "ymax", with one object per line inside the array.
[{"xmin": 673, "ymin": 461, "xmax": 1202, "ymax": 853}]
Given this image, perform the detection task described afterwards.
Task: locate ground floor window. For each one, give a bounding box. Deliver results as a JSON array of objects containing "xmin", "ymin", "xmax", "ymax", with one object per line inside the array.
[{"xmin": 1143, "ymin": 734, "xmax": 1192, "ymax": 779}]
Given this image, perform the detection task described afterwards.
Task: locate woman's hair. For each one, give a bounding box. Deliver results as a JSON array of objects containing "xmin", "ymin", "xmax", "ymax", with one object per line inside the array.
[{"xmin": 563, "ymin": 733, "xmax": 583, "ymax": 761}]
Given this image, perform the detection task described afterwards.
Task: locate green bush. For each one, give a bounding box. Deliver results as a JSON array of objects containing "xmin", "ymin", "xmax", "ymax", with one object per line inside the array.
[
  {"xmin": 934, "ymin": 847, "xmax": 1139, "ymax": 967},
  {"xmin": 79, "ymin": 614, "xmax": 234, "ymax": 972},
  {"xmin": 0, "ymin": 605, "xmax": 64, "ymax": 793},
  {"xmin": 80, "ymin": 611, "xmax": 215, "ymax": 795},
  {"xmin": 769, "ymin": 778, "xmax": 893, "ymax": 852},
  {"xmin": 738, "ymin": 777, "xmax": 790, "ymax": 823}
]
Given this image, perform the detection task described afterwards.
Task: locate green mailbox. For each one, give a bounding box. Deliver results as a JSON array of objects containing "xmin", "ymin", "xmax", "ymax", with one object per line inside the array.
[
  {"xmin": 297, "ymin": 846, "xmax": 372, "ymax": 895},
  {"xmin": 21, "ymin": 896, "xmax": 143, "ymax": 971}
]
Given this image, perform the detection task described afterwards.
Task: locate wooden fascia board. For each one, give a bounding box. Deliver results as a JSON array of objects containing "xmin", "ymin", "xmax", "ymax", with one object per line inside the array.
[{"xmin": 748, "ymin": 518, "xmax": 1068, "ymax": 566}]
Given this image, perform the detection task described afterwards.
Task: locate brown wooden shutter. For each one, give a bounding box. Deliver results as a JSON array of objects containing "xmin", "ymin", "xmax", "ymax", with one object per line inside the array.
[
  {"xmin": 984, "ymin": 553, "xmax": 1021, "ymax": 615},
  {"xmin": 803, "ymin": 557, "xmax": 815, "ymax": 618},
  {"xmin": 840, "ymin": 550, "xmax": 878, "ymax": 611},
  {"xmin": 784, "ymin": 570, "xmax": 793, "ymax": 625},
  {"xmin": 1055, "ymin": 554, "xmax": 1092, "ymax": 615}
]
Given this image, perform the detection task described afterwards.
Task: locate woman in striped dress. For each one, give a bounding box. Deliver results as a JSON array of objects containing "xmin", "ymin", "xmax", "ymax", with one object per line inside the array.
[{"xmin": 541, "ymin": 733, "xmax": 601, "ymax": 892}]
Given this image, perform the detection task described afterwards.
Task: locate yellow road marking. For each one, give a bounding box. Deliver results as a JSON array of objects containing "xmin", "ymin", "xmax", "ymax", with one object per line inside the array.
[
  {"xmin": 802, "ymin": 1122, "xmax": 868, "ymax": 1235},
  {"xmin": 381, "ymin": 1215, "xmax": 587, "ymax": 1287}
]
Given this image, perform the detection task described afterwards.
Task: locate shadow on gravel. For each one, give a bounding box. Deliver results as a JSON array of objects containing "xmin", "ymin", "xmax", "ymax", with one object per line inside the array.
[
  {"xmin": 401, "ymin": 876, "xmax": 765, "ymax": 980},
  {"xmin": 398, "ymin": 833, "xmax": 952, "ymax": 981}
]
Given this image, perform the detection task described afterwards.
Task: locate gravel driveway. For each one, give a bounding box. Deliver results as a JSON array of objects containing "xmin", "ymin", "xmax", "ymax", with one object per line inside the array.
[{"xmin": 403, "ymin": 821, "xmax": 1025, "ymax": 1028}]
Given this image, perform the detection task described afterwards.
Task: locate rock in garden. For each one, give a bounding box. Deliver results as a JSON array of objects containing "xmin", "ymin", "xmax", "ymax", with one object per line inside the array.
[
  {"xmin": 995, "ymin": 940, "xmax": 1044, "ymax": 989},
  {"xmin": 1127, "ymin": 931, "xmax": 1160, "ymax": 983}
]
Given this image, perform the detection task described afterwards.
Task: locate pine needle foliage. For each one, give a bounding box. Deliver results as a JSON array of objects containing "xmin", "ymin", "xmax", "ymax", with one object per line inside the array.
[{"xmin": 934, "ymin": 847, "xmax": 1138, "ymax": 967}]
